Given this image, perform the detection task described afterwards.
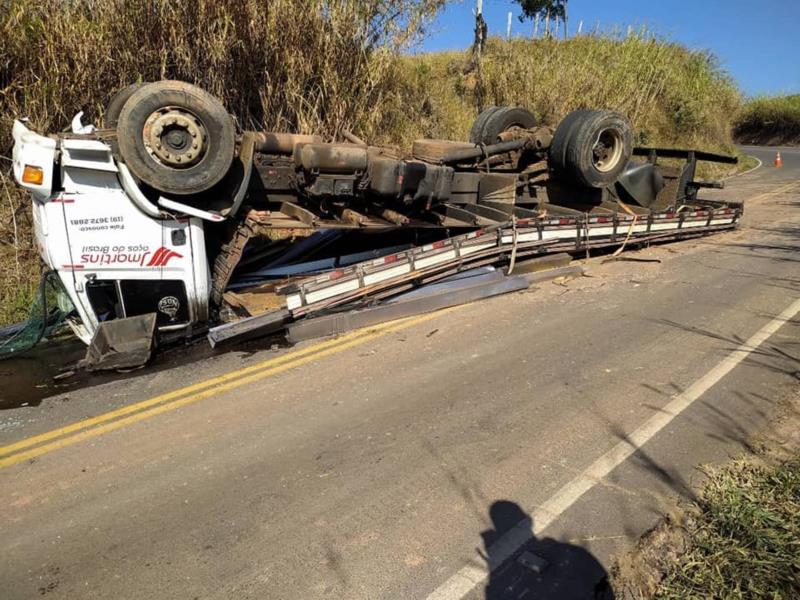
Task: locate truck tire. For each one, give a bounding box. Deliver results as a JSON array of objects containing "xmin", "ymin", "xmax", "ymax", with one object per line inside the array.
[
  {"xmin": 551, "ymin": 110, "xmax": 633, "ymax": 188},
  {"xmin": 116, "ymin": 80, "xmax": 236, "ymax": 196},
  {"xmin": 468, "ymin": 106, "xmax": 501, "ymax": 144},
  {"xmin": 104, "ymin": 83, "xmax": 145, "ymax": 128},
  {"xmin": 476, "ymin": 107, "xmax": 536, "ymax": 145},
  {"xmin": 549, "ymin": 109, "xmax": 593, "ymax": 175}
]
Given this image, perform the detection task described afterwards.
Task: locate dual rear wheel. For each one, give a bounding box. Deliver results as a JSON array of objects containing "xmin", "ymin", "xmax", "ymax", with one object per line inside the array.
[
  {"xmin": 470, "ymin": 105, "xmax": 632, "ymax": 188},
  {"xmin": 549, "ymin": 109, "xmax": 633, "ymax": 188},
  {"xmin": 469, "ymin": 106, "xmax": 538, "ymax": 146}
]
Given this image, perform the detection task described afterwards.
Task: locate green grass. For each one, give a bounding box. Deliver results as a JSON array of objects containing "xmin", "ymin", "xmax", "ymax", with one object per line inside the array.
[
  {"xmin": 734, "ymin": 95, "xmax": 800, "ymax": 145},
  {"xmin": 654, "ymin": 457, "xmax": 800, "ymax": 599},
  {"xmin": 737, "ymin": 153, "xmax": 761, "ymax": 172}
]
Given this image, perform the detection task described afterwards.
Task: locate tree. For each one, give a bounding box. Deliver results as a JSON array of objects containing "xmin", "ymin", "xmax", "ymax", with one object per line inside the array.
[{"xmin": 514, "ymin": 0, "xmax": 568, "ymax": 38}]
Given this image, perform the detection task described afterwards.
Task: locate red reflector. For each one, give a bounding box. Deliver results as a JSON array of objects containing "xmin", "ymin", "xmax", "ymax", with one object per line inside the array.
[
  {"xmin": 329, "ymin": 270, "xmax": 344, "ymax": 281},
  {"xmin": 596, "ymin": 217, "xmax": 608, "ymax": 223},
  {"xmin": 665, "ymin": 213, "xmax": 674, "ymax": 219},
  {"xmin": 433, "ymin": 240, "xmax": 445, "ymax": 249},
  {"xmin": 384, "ymin": 254, "xmax": 397, "ymax": 264},
  {"xmin": 559, "ymin": 218, "xmax": 570, "ymax": 225}
]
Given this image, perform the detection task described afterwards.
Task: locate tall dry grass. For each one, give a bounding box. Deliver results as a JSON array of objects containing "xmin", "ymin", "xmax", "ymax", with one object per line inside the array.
[{"xmin": 375, "ymin": 33, "xmax": 741, "ymax": 150}]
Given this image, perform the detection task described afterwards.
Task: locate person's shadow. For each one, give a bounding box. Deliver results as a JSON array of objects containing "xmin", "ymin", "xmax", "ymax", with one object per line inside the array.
[{"xmin": 480, "ymin": 500, "xmax": 614, "ymax": 600}]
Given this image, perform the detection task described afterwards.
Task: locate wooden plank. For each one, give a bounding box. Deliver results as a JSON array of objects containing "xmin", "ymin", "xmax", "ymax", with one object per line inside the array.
[{"xmin": 280, "ymin": 201, "xmax": 318, "ymax": 225}]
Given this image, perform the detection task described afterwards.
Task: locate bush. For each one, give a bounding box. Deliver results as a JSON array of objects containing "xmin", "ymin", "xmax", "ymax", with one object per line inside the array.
[{"xmin": 734, "ymin": 95, "xmax": 800, "ymax": 145}]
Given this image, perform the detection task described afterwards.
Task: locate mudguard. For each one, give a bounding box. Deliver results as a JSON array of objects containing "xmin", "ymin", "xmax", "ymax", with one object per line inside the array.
[
  {"xmin": 81, "ymin": 313, "xmax": 157, "ymax": 371},
  {"xmin": 616, "ymin": 161, "xmax": 665, "ymax": 208}
]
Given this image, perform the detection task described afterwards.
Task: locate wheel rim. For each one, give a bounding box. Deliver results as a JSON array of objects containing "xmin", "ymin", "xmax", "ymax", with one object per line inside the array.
[
  {"xmin": 143, "ymin": 107, "xmax": 207, "ymax": 169},
  {"xmin": 591, "ymin": 127, "xmax": 624, "ymax": 172}
]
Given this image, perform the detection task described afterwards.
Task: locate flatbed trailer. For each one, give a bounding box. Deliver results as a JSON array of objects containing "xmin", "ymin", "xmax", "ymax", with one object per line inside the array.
[{"xmin": 9, "ymin": 80, "xmax": 741, "ymax": 367}]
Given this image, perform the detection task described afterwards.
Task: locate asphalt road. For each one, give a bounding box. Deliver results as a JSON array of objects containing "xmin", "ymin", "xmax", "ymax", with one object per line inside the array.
[{"xmin": 2, "ymin": 147, "xmax": 799, "ymax": 599}]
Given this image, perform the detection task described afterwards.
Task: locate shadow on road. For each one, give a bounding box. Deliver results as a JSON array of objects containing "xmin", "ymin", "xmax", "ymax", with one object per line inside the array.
[
  {"xmin": 654, "ymin": 317, "xmax": 800, "ymax": 381},
  {"xmin": 0, "ymin": 329, "xmax": 291, "ymax": 410},
  {"xmin": 480, "ymin": 500, "xmax": 614, "ymax": 600}
]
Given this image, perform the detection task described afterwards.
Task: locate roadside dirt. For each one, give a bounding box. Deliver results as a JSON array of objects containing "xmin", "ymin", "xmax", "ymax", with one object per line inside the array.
[{"xmin": 735, "ymin": 130, "xmax": 800, "ymax": 147}]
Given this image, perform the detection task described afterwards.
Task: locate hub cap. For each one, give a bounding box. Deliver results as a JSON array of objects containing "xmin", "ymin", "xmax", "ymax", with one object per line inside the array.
[
  {"xmin": 143, "ymin": 107, "xmax": 207, "ymax": 168},
  {"xmin": 592, "ymin": 127, "xmax": 624, "ymax": 173}
]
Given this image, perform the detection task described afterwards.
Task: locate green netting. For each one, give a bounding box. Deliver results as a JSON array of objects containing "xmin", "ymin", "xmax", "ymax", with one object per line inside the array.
[{"xmin": 0, "ymin": 272, "xmax": 73, "ymax": 359}]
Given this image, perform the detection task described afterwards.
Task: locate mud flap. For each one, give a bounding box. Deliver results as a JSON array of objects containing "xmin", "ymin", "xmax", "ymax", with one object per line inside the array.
[{"xmin": 81, "ymin": 314, "xmax": 157, "ymax": 371}]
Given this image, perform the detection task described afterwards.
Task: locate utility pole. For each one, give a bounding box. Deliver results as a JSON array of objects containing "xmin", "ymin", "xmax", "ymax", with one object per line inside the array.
[
  {"xmin": 533, "ymin": 14, "xmax": 539, "ymax": 38},
  {"xmin": 507, "ymin": 11, "xmax": 512, "ymax": 39},
  {"xmin": 472, "ymin": 0, "xmax": 487, "ymax": 57}
]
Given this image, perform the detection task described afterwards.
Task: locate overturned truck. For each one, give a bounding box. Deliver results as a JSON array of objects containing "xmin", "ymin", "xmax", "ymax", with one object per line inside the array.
[{"xmin": 11, "ymin": 81, "xmax": 740, "ymax": 366}]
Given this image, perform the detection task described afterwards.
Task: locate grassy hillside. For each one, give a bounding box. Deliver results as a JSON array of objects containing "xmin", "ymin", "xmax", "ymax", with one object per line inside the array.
[
  {"xmin": 379, "ymin": 35, "xmax": 741, "ymax": 153},
  {"xmin": 0, "ymin": 3, "xmax": 742, "ymax": 325},
  {"xmin": 734, "ymin": 94, "xmax": 800, "ymax": 145}
]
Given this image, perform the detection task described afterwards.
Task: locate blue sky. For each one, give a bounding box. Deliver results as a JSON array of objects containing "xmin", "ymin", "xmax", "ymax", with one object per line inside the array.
[{"xmin": 420, "ymin": 0, "xmax": 800, "ymax": 96}]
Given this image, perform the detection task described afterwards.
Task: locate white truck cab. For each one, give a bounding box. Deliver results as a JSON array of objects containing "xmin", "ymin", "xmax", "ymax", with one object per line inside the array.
[{"xmin": 12, "ymin": 119, "xmax": 210, "ymax": 344}]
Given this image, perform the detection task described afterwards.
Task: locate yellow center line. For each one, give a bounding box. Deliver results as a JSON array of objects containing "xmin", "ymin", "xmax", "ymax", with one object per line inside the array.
[
  {"xmin": 2, "ymin": 322, "xmax": 388, "ymax": 456},
  {"xmin": 0, "ymin": 310, "xmax": 452, "ymax": 468},
  {"xmin": 745, "ymin": 180, "xmax": 800, "ymax": 203}
]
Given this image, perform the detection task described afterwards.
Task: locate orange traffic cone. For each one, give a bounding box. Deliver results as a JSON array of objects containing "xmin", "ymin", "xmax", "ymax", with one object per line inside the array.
[{"xmin": 775, "ymin": 152, "xmax": 782, "ymax": 168}]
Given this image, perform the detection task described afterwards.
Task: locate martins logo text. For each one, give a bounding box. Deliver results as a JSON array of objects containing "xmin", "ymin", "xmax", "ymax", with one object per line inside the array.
[{"xmin": 79, "ymin": 245, "xmax": 183, "ymax": 267}]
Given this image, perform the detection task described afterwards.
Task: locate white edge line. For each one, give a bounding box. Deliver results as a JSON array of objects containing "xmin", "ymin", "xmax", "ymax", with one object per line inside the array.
[
  {"xmin": 723, "ymin": 154, "xmax": 762, "ymax": 180},
  {"xmin": 426, "ymin": 295, "xmax": 800, "ymax": 600}
]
